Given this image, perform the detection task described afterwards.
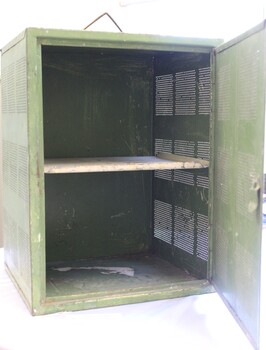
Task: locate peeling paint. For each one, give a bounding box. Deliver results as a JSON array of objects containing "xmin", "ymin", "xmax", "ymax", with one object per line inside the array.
[{"xmin": 52, "ymin": 266, "xmax": 135, "ymax": 277}]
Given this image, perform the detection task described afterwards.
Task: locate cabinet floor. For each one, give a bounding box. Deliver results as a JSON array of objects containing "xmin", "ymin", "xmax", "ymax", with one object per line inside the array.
[{"xmin": 46, "ymin": 254, "xmax": 197, "ymax": 298}]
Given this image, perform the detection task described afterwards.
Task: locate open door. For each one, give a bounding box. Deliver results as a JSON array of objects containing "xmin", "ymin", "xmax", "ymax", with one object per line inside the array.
[{"xmin": 211, "ymin": 21, "xmax": 266, "ymax": 349}]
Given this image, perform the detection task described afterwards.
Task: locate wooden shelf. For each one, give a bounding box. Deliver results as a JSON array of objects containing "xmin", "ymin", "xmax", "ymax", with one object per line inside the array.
[{"xmin": 44, "ymin": 152, "xmax": 209, "ymax": 174}]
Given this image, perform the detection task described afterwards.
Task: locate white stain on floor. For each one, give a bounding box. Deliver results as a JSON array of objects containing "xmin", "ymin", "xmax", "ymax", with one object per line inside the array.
[{"xmin": 52, "ymin": 266, "xmax": 135, "ymax": 277}]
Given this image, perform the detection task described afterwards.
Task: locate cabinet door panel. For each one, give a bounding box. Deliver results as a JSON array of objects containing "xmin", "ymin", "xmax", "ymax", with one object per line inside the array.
[{"xmin": 211, "ymin": 21, "xmax": 266, "ymax": 348}]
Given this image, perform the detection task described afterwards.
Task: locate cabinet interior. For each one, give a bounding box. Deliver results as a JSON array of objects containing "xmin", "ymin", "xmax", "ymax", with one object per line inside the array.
[{"xmin": 42, "ymin": 45, "xmax": 211, "ymax": 300}]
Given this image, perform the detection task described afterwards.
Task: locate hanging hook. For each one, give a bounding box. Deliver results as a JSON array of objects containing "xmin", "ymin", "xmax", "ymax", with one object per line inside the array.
[{"xmin": 84, "ymin": 12, "xmax": 123, "ymax": 32}]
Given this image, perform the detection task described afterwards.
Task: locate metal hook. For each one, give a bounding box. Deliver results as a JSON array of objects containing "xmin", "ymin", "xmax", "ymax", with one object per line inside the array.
[{"xmin": 84, "ymin": 12, "xmax": 123, "ymax": 32}]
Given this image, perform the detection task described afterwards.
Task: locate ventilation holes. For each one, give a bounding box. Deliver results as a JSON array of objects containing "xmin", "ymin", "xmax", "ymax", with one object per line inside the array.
[
  {"xmin": 174, "ymin": 207, "xmax": 194, "ymax": 255},
  {"xmin": 197, "ymin": 141, "xmax": 210, "ymax": 160},
  {"xmin": 18, "ymin": 145, "xmax": 29, "ymax": 202},
  {"xmin": 217, "ymin": 63, "xmax": 231, "ymax": 120},
  {"xmin": 155, "ymin": 139, "xmax": 172, "ymax": 181},
  {"xmin": 174, "ymin": 140, "xmax": 195, "ymax": 157},
  {"xmin": 155, "ymin": 74, "xmax": 174, "ymax": 116},
  {"xmin": 199, "ymin": 67, "xmax": 211, "ymax": 115},
  {"xmin": 4, "ymin": 213, "xmax": 19, "ymax": 270},
  {"xmin": 3, "ymin": 142, "xmax": 9, "ymax": 187},
  {"xmin": 235, "ymin": 242, "xmax": 255, "ymax": 303},
  {"xmin": 216, "ymin": 148, "xmax": 230, "ymax": 204},
  {"xmin": 238, "ymin": 47, "xmax": 259, "ymax": 120},
  {"xmin": 174, "ymin": 170, "xmax": 194, "ymax": 186},
  {"xmin": 3, "ymin": 208, "xmax": 11, "ymax": 258},
  {"xmin": 154, "ymin": 170, "xmax": 172, "ymax": 181},
  {"xmin": 175, "ymin": 70, "xmax": 196, "ymax": 116},
  {"xmin": 196, "ymin": 175, "xmax": 209, "ymax": 189},
  {"xmin": 2, "ymin": 58, "xmax": 27, "ymax": 115},
  {"xmin": 15, "ymin": 58, "xmax": 27, "ymax": 113},
  {"xmin": 154, "ymin": 202, "xmax": 209, "ymax": 262},
  {"xmin": 2, "ymin": 63, "xmax": 15, "ymax": 113},
  {"xmin": 3, "ymin": 140, "xmax": 29, "ymax": 202},
  {"xmin": 155, "ymin": 67, "xmax": 211, "ymax": 118},
  {"xmin": 18, "ymin": 227, "xmax": 31, "ymax": 287},
  {"xmin": 215, "ymin": 225, "xmax": 228, "ymax": 283},
  {"xmin": 154, "ymin": 200, "xmax": 172, "ymax": 244},
  {"xmin": 173, "ymin": 140, "xmax": 195, "ymax": 186},
  {"xmin": 155, "ymin": 138, "xmax": 172, "ymax": 154},
  {"xmin": 8, "ymin": 142, "xmax": 18, "ymax": 194},
  {"xmin": 3, "ymin": 208, "xmax": 31, "ymax": 297},
  {"xmin": 196, "ymin": 213, "xmax": 208, "ymax": 261},
  {"xmin": 236, "ymin": 152, "xmax": 256, "ymax": 219}
]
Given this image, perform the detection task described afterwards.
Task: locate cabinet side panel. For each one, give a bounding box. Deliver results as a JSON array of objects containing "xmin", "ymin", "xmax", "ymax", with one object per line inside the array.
[
  {"xmin": 1, "ymin": 38, "xmax": 32, "ymax": 304},
  {"xmin": 153, "ymin": 52, "xmax": 211, "ymax": 278}
]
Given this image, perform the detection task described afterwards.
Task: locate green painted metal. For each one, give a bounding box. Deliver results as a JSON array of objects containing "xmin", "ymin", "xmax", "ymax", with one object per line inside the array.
[
  {"xmin": 210, "ymin": 22, "xmax": 265, "ymax": 348},
  {"xmin": 2, "ymin": 26, "xmax": 263, "ymax": 340},
  {"xmin": 42, "ymin": 279, "xmax": 214, "ymax": 316},
  {"xmin": 42, "ymin": 47, "xmax": 153, "ymax": 262},
  {"xmin": 2, "ymin": 28, "xmax": 222, "ymax": 55},
  {"xmin": 153, "ymin": 52, "xmax": 211, "ymax": 278},
  {"xmin": 1, "ymin": 34, "xmax": 32, "ymax": 306},
  {"xmin": 46, "ymin": 254, "xmax": 197, "ymax": 297},
  {"xmin": 2, "ymin": 28, "xmax": 219, "ymax": 316},
  {"xmin": 45, "ymin": 172, "xmax": 152, "ymax": 262},
  {"xmin": 42, "ymin": 47, "xmax": 153, "ymax": 158},
  {"xmin": 27, "ymin": 30, "xmax": 47, "ymax": 313}
]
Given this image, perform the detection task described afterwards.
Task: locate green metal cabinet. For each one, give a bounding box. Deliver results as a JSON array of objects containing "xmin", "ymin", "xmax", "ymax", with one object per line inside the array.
[{"xmin": 1, "ymin": 21, "xmax": 265, "ymax": 349}]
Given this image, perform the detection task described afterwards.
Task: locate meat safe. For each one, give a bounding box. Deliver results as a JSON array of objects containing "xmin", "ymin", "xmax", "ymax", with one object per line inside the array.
[{"xmin": 1, "ymin": 20, "xmax": 265, "ymax": 348}]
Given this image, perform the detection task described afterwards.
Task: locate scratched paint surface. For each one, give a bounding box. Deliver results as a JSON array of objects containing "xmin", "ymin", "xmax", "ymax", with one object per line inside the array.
[
  {"xmin": 46, "ymin": 254, "xmax": 196, "ymax": 297},
  {"xmin": 45, "ymin": 172, "xmax": 152, "ymax": 262},
  {"xmin": 52, "ymin": 266, "xmax": 135, "ymax": 277},
  {"xmin": 42, "ymin": 47, "xmax": 153, "ymax": 158},
  {"xmin": 43, "ymin": 47, "xmax": 153, "ymax": 263}
]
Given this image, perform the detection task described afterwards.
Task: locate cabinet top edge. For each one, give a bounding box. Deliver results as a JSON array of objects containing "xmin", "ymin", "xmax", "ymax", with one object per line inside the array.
[
  {"xmin": 214, "ymin": 19, "xmax": 266, "ymax": 54},
  {"xmin": 2, "ymin": 27, "xmax": 223, "ymax": 55}
]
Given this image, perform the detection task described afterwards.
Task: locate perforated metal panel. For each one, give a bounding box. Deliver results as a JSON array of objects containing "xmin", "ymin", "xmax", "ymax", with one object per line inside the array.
[
  {"xmin": 199, "ymin": 67, "xmax": 211, "ymax": 115},
  {"xmin": 154, "ymin": 200, "xmax": 172, "ymax": 244},
  {"xmin": 3, "ymin": 141, "xmax": 29, "ymax": 202},
  {"xmin": 196, "ymin": 213, "xmax": 208, "ymax": 261},
  {"xmin": 155, "ymin": 74, "xmax": 174, "ymax": 116},
  {"xmin": 216, "ymin": 148, "xmax": 230, "ymax": 204},
  {"xmin": 216, "ymin": 63, "xmax": 231, "ymax": 121},
  {"xmin": 2, "ymin": 58, "xmax": 27, "ymax": 114},
  {"xmin": 155, "ymin": 67, "xmax": 210, "ymax": 118},
  {"xmin": 197, "ymin": 141, "xmax": 210, "ymax": 160},
  {"xmin": 173, "ymin": 140, "xmax": 195, "ymax": 185},
  {"xmin": 154, "ymin": 138, "xmax": 173, "ymax": 180},
  {"xmin": 238, "ymin": 47, "xmax": 260, "ymax": 120},
  {"xmin": 174, "ymin": 140, "xmax": 195, "ymax": 157},
  {"xmin": 212, "ymin": 25, "xmax": 265, "ymax": 347},
  {"xmin": 153, "ymin": 56, "xmax": 211, "ymax": 278},
  {"xmin": 236, "ymin": 152, "xmax": 256, "ymax": 218},
  {"xmin": 174, "ymin": 207, "xmax": 195, "ymax": 254},
  {"xmin": 175, "ymin": 70, "xmax": 196, "ymax": 116},
  {"xmin": 1, "ymin": 38, "xmax": 32, "ymax": 303},
  {"xmin": 196, "ymin": 175, "xmax": 209, "ymax": 189},
  {"xmin": 174, "ymin": 170, "xmax": 194, "ymax": 186},
  {"xmin": 213, "ymin": 225, "xmax": 228, "ymax": 286},
  {"xmin": 155, "ymin": 138, "xmax": 172, "ymax": 153}
]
